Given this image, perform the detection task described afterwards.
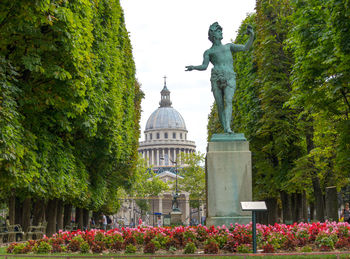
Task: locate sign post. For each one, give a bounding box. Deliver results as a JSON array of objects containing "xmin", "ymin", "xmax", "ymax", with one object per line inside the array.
[{"xmin": 241, "ymin": 201, "xmax": 267, "ymax": 253}]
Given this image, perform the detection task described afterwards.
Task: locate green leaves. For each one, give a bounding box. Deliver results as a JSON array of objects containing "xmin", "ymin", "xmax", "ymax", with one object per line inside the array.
[{"xmin": 0, "ymin": 0, "xmax": 141, "ymax": 212}]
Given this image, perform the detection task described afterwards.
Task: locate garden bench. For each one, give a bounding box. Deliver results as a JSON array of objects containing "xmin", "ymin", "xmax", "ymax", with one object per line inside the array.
[
  {"xmin": 0, "ymin": 224, "xmax": 24, "ymax": 242},
  {"xmin": 0, "ymin": 226, "xmax": 7, "ymax": 243},
  {"xmin": 26, "ymin": 222, "xmax": 47, "ymax": 240},
  {"xmin": 64, "ymin": 223, "xmax": 77, "ymax": 231}
]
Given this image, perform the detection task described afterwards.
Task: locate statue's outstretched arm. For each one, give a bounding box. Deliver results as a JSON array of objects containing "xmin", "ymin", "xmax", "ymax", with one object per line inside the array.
[
  {"xmin": 185, "ymin": 50, "xmax": 210, "ymax": 71},
  {"xmin": 231, "ymin": 25, "xmax": 254, "ymax": 52}
]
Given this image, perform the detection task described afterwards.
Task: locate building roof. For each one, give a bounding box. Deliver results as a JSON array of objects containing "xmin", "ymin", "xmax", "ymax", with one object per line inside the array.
[
  {"xmin": 145, "ymin": 79, "xmax": 187, "ymax": 131},
  {"xmin": 145, "ymin": 107, "xmax": 187, "ymax": 131}
]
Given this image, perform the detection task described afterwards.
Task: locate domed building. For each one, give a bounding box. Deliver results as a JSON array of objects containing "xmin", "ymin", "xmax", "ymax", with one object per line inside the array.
[
  {"xmin": 138, "ymin": 80, "xmax": 196, "ymax": 166},
  {"xmin": 117, "ymin": 79, "xmax": 202, "ymax": 228}
]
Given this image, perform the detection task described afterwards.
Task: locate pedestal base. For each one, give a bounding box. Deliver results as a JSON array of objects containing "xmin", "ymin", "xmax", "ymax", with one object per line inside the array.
[
  {"xmin": 170, "ymin": 211, "xmax": 183, "ymax": 225},
  {"xmin": 206, "ymin": 133, "xmax": 252, "ymax": 226},
  {"xmin": 206, "ymin": 216, "xmax": 251, "ymax": 226}
]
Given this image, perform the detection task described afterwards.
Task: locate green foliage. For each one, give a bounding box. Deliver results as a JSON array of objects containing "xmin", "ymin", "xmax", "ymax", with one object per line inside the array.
[
  {"xmin": 237, "ymin": 244, "xmax": 252, "ymax": 253},
  {"xmin": 253, "ymin": 0, "xmax": 303, "ymax": 198},
  {"xmin": 288, "ymin": 0, "xmax": 350, "ymax": 188},
  {"xmin": 300, "ymin": 245, "xmax": 313, "ymax": 252},
  {"xmin": 126, "ymin": 155, "xmax": 169, "ymax": 214},
  {"xmin": 177, "ymin": 152, "xmax": 205, "ymax": 208},
  {"xmin": 0, "ymin": 0, "xmax": 142, "ymax": 212},
  {"xmin": 12, "ymin": 243, "xmax": 26, "ymax": 254},
  {"xmin": 80, "ymin": 241, "xmax": 90, "ymax": 254},
  {"xmin": 33, "ymin": 241, "xmax": 52, "ymax": 254},
  {"xmin": 184, "ymin": 241, "xmax": 197, "ymax": 254},
  {"xmin": 125, "ymin": 244, "xmax": 137, "ymax": 254}
]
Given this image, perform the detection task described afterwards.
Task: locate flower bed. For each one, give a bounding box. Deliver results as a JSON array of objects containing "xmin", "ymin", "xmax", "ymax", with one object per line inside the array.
[{"xmin": 6, "ymin": 222, "xmax": 350, "ymax": 255}]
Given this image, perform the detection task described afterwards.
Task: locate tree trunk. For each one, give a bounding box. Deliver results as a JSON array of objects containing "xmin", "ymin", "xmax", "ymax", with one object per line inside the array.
[
  {"xmin": 266, "ymin": 197, "xmax": 278, "ymax": 224},
  {"xmin": 63, "ymin": 204, "xmax": 72, "ymax": 228},
  {"xmin": 291, "ymin": 193, "xmax": 297, "ymax": 223},
  {"xmin": 46, "ymin": 199, "xmax": 58, "ymax": 237},
  {"xmin": 15, "ymin": 197, "xmax": 22, "ymax": 225},
  {"xmin": 83, "ymin": 209, "xmax": 89, "ymax": 230},
  {"xmin": 312, "ymin": 175, "xmax": 325, "ymax": 221},
  {"xmin": 325, "ymin": 186, "xmax": 338, "ymax": 221},
  {"xmin": 256, "ymin": 210, "xmax": 268, "ymax": 225},
  {"xmin": 296, "ymin": 193, "xmax": 303, "ymax": 222},
  {"xmin": 75, "ymin": 207, "xmax": 84, "ymax": 230},
  {"xmin": 281, "ymin": 191, "xmax": 293, "ymax": 223},
  {"xmin": 22, "ymin": 198, "xmax": 31, "ymax": 232},
  {"xmin": 56, "ymin": 200, "xmax": 64, "ymax": 231},
  {"xmin": 302, "ymin": 191, "xmax": 308, "ymax": 222},
  {"xmin": 92, "ymin": 211, "xmax": 99, "ymax": 228},
  {"xmin": 8, "ymin": 195, "xmax": 15, "ymax": 224},
  {"xmin": 310, "ymin": 202, "xmax": 315, "ymax": 221},
  {"xmin": 32, "ymin": 199, "xmax": 46, "ymax": 225}
]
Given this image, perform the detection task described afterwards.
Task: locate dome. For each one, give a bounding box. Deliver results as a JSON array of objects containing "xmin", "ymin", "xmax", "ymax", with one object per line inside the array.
[{"xmin": 145, "ymin": 107, "xmax": 187, "ymax": 131}]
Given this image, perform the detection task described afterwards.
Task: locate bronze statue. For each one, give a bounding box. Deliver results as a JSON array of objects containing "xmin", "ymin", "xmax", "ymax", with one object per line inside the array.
[{"xmin": 186, "ymin": 22, "xmax": 254, "ymax": 133}]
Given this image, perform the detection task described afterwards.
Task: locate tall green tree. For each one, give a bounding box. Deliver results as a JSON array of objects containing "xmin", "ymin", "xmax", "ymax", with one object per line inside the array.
[
  {"xmin": 287, "ymin": 0, "xmax": 350, "ymax": 220},
  {"xmin": 0, "ymin": 0, "xmax": 141, "ymax": 235},
  {"xmin": 177, "ymin": 152, "xmax": 205, "ymax": 209}
]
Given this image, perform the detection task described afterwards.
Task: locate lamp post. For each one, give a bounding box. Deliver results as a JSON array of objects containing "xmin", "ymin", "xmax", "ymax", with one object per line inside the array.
[{"xmin": 160, "ymin": 156, "xmax": 180, "ymax": 212}]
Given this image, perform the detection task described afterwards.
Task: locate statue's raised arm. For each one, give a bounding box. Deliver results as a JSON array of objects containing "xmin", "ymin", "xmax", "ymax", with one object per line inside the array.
[{"xmin": 230, "ymin": 25, "xmax": 255, "ymax": 53}]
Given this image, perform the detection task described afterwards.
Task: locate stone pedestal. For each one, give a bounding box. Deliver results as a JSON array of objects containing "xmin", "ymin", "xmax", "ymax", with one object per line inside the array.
[
  {"xmin": 170, "ymin": 211, "xmax": 183, "ymax": 225},
  {"xmin": 206, "ymin": 133, "xmax": 252, "ymax": 226}
]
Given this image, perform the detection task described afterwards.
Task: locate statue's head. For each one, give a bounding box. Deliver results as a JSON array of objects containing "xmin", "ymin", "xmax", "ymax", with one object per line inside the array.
[{"xmin": 208, "ymin": 22, "xmax": 223, "ymax": 42}]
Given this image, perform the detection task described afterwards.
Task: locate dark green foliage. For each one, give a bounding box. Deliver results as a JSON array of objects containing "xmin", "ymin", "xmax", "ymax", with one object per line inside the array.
[
  {"xmin": 289, "ymin": 0, "xmax": 350, "ymax": 177},
  {"xmin": 184, "ymin": 241, "xmax": 197, "ymax": 254},
  {"xmin": 125, "ymin": 244, "xmax": 137, "ymax": 253},
  {"xmin": 0, "ymin": 0, "xmax": 141, "ymax": 217}
]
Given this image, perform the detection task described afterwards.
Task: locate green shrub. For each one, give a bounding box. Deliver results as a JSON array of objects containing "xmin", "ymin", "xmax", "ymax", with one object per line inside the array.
[
  {"xmin": 151, "ymin": 240, "xmax": 161, "ymax": 250},
  {"xmin": 67, "ymin": 239, "xmax": 80, "ymax": 252},
  {"xmin": 237, "ymin": 244, "xmax": 251, "ymax": 253},
  {"xmin": 94, "ymin": 231, "xmax": 105, "ymax": 242},
  {"xmin": 300, "ymin": 245, "xmax": 313, "ymax": 252},
  {"xmin": 72, "ymin": 235, "xmax": 84, "ymax": 243},
  {"xmin": 33, "ymin": 241, "xmax": 52, "ymax": 254},
  {"xmin": 315, "ymin": 233, "xmax": 337, "ymax": 251},
  {"xmin": 184, "ymin": 242, "xmax": 197, "ymax": 254},
  {"xmin": 80, "ymin": 241, "xmax": 90, "ymax": 254},
  {"xmin": 125, "ymin": 244, "xmax": 137, "ymax": 254},
  {"xmin": 169, "ymin": 246, "xmax": 177, "ymax": 252},
  {"xmin": 12, "ymin": 243, "xmax": 26, "ymax": 254}
]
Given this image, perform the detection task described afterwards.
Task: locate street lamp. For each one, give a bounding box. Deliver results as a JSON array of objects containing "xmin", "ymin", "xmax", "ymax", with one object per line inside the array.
[{"xmin": 160, "ymin": 156, "xmax": 180, "ymax": 212}]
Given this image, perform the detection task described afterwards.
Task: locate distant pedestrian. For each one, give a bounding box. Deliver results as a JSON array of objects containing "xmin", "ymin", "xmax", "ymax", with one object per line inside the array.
[
  {"xmin": 138, "ymin": 217, "xmax": 142, "ymax": 226},
  {"xmin": 89, "ymin": 217, "xmax": 95, "ymax": 228},
  {"xmin": 101, "ymin": 214, "xmax": 107, "ymax": 230},
  {"xmin": 341, "ymin": 203, "xmax": 350, "ymax": 223},
  {"xmin": 157, "ymin": 216, "xmax": 162, "ymax": 227}
]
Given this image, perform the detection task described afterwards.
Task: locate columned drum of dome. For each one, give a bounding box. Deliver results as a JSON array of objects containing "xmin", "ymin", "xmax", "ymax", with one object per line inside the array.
[{"xmin": 138, "ymin": 79, "xmax": 196, "ymax": 167}]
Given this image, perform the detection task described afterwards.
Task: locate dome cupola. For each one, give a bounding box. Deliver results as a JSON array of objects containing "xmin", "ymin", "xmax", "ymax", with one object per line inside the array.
[{"xmin": 159, "ymin": 76, "xmax": 172, "ymax": 108}]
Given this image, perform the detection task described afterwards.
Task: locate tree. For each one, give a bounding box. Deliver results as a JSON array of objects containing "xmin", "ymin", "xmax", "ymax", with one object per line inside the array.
[
  {"xmin": 0, "ymin": 0, "xmax": 141, "ymax": 235},
  {"xmin": 177, "ymin": 152, "xmax": 205, "ymax": 209},
  {"xmin": 287, "ymin": 0, "xmax": 350, "ymax": 220},
  {"xmin": 126, "ymin": 155, "xmax": 168, "ymax": 215}
]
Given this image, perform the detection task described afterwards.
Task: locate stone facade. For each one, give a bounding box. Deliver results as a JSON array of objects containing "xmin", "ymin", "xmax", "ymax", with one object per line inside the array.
[{"xmin": 138, "ymin": 80, "xmax": 196, "ymax": 166}]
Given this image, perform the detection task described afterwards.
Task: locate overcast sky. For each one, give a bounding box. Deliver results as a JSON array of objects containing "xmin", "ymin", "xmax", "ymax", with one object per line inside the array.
[{"xmin": 120, "ymin": 0, "xmax": 256, "ymax": 154}]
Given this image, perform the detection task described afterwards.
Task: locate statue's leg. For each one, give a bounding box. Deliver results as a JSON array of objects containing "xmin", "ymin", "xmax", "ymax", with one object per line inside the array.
[
  {"xmin": 212, "ymin": 83, "xmax": 226, "ymax": 131},
  {"xmin": 224, "ymin": 79, "xmax": 236, "ymax": 133}
]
